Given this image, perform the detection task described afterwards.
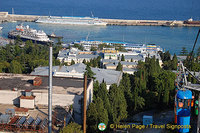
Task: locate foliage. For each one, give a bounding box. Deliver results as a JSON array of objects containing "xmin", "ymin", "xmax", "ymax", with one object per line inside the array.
[
  {"xmin": 60, "ymin": 122, "xmax": 83, "ymax": 133},
  {"xmin": 8, "ymin": 60, "xmax": 22, "ymax": 74},
  {"xmin": 180, "ymin": 47, "xmax": 188, "ymax": 56},
  {"xmin": 87, "ymin": 97, "xmax": 108, "ymax": 133},
  {"xmin": 85, "ymin": 65, "xmax": 96, "ymax": 79},
  {"xmin": 116, "ymin": 62, "xmax": 122, "ymax": 71},
  {"xmin": 96, "ymin": 82, "xmax": 112, "ymax": 120},
  {"xmin": 121, "ymin": 54, "xmax": 125, "ymax": 61},
  {"xmin": 73, "ymin": 43, "xmax": 84, "ymax": 51},
  {"xmin": 90, "ymin": 46, "xmax": 97, "ymax": 51},
  {"xmin": 71, "ymin": 59, "xmax": 75, "ymax": 65},
  {"xmin": 119, "ymin": 73, "xmax": 133, "ymax": 114},
  {"xmin": 159, "ymin": 52, "xmax": 178, "ymax": 70},
  {"xmin": 82, "ymin": 59, "xmax": 86, "ymax": 64},
  {"xmin": 0, "ymin": 41, "xmax": 62, "ymax": 74},
  {"xmin": 109, "ymin": 84, "xmax": 127, "ymax": 124}
]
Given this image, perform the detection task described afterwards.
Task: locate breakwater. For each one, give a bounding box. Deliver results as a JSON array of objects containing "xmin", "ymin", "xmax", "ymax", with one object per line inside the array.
[{"xmin": 0, "ymin": 12, "xmax": 200, "ymax": 27}]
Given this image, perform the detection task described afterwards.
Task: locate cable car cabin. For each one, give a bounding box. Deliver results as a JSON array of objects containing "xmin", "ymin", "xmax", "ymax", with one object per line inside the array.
[{"xmin": 176, "ymin": 90, "xmax": 192, "ymax": 133}]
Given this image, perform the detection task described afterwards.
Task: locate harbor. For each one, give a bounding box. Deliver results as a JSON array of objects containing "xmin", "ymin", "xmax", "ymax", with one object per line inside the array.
[{"xmin": 0, "ymin": 12, "xmax": 200, "ymax": 27}]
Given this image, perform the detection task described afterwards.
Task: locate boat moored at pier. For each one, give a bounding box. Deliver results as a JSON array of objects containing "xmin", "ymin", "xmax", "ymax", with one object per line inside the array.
[
  {"xmin": 36, "ymin": 16, "xmax": 107, "ymax": 26},
  {"xmin": 8, "ymin": 24, "xmax": 53, "ymax": 44}
]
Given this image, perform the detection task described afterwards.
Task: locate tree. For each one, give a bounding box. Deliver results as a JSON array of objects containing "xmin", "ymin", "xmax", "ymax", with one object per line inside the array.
[
  {"xmin": 90, "ymin": 46, "xmax": 97, "ymax": 51},
  {"xmin": 8, "ymin": 60, "xmax": 22, "ymax": 74},
  {"xmin": 171, "ymin": 53, "xmax": 178, "ymax": 70},
  {"xmin": 109, "ymin": 84, "xmax": 127, "ymax": 124},
  {"xmin": 96, "ymin": 82, "xmax": 112, "ymax": 120},
  {"xmin": 116, "ymin": 62, "xmax": 122, "ymax": 71},
  {"xmin": 131, "ymin": 58, "xmax": 133, "ymax": 62},
  {"xmin": 60, "ymin": 122, "xmax": 82, "ymax": 133},
  {"xmin": 119, "ymin": 73, "xmax": 133, "ymax": 114},
  {"xmin": 82, "ymin": 59, "xmax": 86, "ymax": 64},
  {"xmin": 132, "ymin": 77, "xmax": 145, "ymax": 111},
  {"xmin": 56, "ymin": 38, "xmax": 63, "ymax": 45},
  {"xmin": 87, "ymin": 97, "xmax": 108, "ymax": 133},
  {"xmin": 121, "ymin": 54, "xmax": 125, "ymax": 61},
  {"xmin": 163, "ymin": 51, "xmax": 171, "ymax": 61},
  {"xmin": 180, "ymin": 47, "xmax": 188, "ymax": 56},
  {"xmin": 71, "ymin": 59, "xmax": 75, "ymax": 65},
  {"xmin": 85, "ymin": 65, "xmax": 95, "ymax": 79}
]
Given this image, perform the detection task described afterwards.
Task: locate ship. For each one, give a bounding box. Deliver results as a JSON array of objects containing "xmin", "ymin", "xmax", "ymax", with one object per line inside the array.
[
  {"xmin": 47, "ymin": 33, "xmax": 63, "ymax": 39},
  {"xmin": 0, "ymin": 27, "xmax": 2, "ymax": 30},
  {"xmin": 35, "ymin": 16, "xmax": 107, "ymax": 26},
  {"xmin": 183, "ymin": 18, "xmax": 200, "ymax": 25},
  {"xmin": 8, "ymin": 24, "xmax": 53, "ymax": 44}
]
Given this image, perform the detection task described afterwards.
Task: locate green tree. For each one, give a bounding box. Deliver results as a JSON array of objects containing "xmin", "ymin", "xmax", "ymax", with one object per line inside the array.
[
  {"xmin": 116, "ymin": 62, "xmax": 123, "ymax": 71},
  {"xmin": 131, "ymin": 58, "xmax": 133, "ymax": 62},
  {"xmin": 90, "ymin": 46, "xmax": 97, "ymax": 51},
  {"xmin": 119, "ymin": 73, "xmax": 133, "ymax": 114},
  {"xmin": 8, "ymin": 60, "xmax": 22, "ymax": 74},
  {"xmin": 82, "ymin": 59, "xmax": 86, "ymax": 64},
  {"xmin": 71, "ymin": 59, "xmax": 75, "ymax": 65},
  {"xmin": 87, "ymin": 97, "xmax": 108, "ymax": 133},
  {"xmin": 171, "ymin": 53, "xmax": 178, "ymax": 70},
  {"xmin": 109, "ymin": 84, "xmax": 127, "ymax": 124},
  {"xmin": 60, "ymin": 122, "xmax": 82, "ymax": 133},
  {"xmin": 180, "ymin": 47, "xmax": 188, "ymax": 56},
  {"xmin": 85, "ymin": 65, "xmax": 96, "ymax": 79},
  {"xmin": 132, "ymin": 77, "xmax": 145, "ymax": 111},
  {"xmin": 121, "ymin": 54, "xmax": 125, "ymax": 61},
  {"xmin": 56, "ymin": 38, "xmax": 63, "ymax": 45},
  {"xmin": 96, "ymin": 82, "xmax": 112, "ymax": 120}
]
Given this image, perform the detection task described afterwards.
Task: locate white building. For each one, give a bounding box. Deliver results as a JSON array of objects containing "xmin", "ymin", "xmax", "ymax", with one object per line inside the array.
[
  {"xmin": 57, "ymin": 48, "xmax": 98, "ymax": 65},
  {"xmin": 0, "ymin": 73, "xmax": 93, "ymax": 124},
  {"xmin": 31, "ymin": 63, "xmax": 122, "ymax": 90}
]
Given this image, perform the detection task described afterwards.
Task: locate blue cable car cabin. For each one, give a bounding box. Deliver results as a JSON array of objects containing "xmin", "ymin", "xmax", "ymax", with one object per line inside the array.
[{"xmin": 176, "ymin": 89, "xmax": 192, "ymax": 133}]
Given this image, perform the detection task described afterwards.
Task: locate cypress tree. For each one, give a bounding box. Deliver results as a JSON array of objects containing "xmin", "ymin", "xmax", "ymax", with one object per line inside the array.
[
  {"xmin": 116, "ymin": 62, "xmax": 123, "ymax": 71},
  {"xmin": 121, "ymin": 54, "xmax": 125, "ymax": 61},
  {"xmin": 109, "ymin": 84, "xmax": 127, "ymax": 124},
  {"xmin": 71, "ymin": 59, "xmax": 75, "ymax": 65}
]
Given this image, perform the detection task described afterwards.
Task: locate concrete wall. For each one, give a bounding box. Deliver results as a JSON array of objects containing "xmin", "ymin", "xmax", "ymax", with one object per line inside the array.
[
  {"xmin": 20, "ymin": 99, "xmax": 35, "ymax": 109},
  {"xmin": 0, "ymin": 90, "xmax": 20, "ymax": 105}
]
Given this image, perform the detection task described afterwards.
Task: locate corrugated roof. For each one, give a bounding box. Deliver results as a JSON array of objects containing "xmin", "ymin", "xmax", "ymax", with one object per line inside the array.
[{"xmin": 31, "ymin": 63, "xmax": 122, "ymax": 85}]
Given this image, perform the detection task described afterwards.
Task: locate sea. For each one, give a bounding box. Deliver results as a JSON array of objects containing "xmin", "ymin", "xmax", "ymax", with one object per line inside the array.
[{"xmin": 0, "ymin": 0, "xmax": 200, "ymax": 54}]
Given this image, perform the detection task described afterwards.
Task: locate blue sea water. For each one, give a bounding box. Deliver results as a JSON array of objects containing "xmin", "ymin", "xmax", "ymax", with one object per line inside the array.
[
  {"xmin": 0, "ymin": 0, "xmax": 200, "ymax": 20},
  {"xmin": 0, "ymin": 0, "xmax": 200, "ymax": 54}
]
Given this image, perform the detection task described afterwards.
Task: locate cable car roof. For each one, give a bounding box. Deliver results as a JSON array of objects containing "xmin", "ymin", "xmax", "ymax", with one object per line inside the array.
[{"xmin": 177, "ymin": 90, "xmax": 192, "ymax": 99}]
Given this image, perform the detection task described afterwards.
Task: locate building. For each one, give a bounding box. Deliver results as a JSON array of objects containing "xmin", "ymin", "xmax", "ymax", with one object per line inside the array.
[
  {"xmin": 19, "ymin": 90, "xmax": 35, "ymax": 109},
  {"xmin": 121, "ymin": 61, "xmax": 138, "ymax": 69},
  {"xmin": 102, "ymin": 48, "xmax": 118, "ymax": 60},
  {"xmin": 124, "ymin": 44, "xmax": 147, "ymax": 53},
  {"xmin": 31, "ymin": 63, "xmax": 122, "ymax": 90},
  {"xmin": 57, "ymin": 48, "xmax": 98, "ymax": 64},
  {"xmin": 0, "ymin": 73, "xmax": 93, "ymax": 124}
]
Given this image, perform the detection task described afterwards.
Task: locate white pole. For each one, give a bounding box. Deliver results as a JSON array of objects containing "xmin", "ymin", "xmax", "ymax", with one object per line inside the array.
[{"xmin": 48, "ymin": 46, "xmax": 53, "ymax": 133}]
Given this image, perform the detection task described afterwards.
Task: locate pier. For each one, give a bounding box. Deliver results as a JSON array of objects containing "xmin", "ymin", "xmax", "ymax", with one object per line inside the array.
[
  {"xmin": 0, "ymin": 12, "xmax": 39, "ymax": 22},
  {"xmin": 0, "ymin": 12, "xmax": 200, "ymax": 27}
]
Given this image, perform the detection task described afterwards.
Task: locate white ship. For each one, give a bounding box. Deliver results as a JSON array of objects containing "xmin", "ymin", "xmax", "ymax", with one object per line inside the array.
[
  {"xmin": 36, "ymin": 16, "xmax": 107, "ymax": 26},
  {"xmin": 8, "ymin": 24, "xmax": 53, "ymax": 44},
  {"xmin": 0, "ymin": 27, "xmax": 3, "ymax": 30}
]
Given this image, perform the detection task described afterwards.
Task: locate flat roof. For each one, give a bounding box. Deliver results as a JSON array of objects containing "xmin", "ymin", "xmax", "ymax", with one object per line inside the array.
[{"xmin": 0, "ymin": 73, "xmax": 86, "ymax": 95}]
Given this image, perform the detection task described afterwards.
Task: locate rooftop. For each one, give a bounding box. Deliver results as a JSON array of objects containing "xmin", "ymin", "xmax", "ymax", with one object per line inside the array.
[
  {"xmin": 31, "ymin": 63, "xmax": 122, "ymax": 85},
  {"xmin": 0, "ymin": 73, "xmax": 85, "ymax": 95}
]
